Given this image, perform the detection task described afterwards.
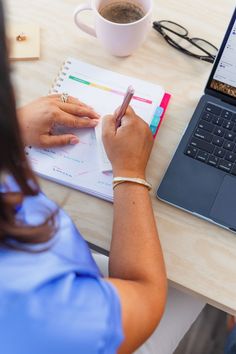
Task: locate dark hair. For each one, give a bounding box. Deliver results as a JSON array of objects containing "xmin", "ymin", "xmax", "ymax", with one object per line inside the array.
[{"xmin": 0, "ymin": 0, "xmax": 55, "ymax": 245}]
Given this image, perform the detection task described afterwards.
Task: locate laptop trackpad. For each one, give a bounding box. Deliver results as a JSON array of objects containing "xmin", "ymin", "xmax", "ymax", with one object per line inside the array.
[{"xmin": 210, "ymin": 175, "xmax": 236, "ymax": 230}]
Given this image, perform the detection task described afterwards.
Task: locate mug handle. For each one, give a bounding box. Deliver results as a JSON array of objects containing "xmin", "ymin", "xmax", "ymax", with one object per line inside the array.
[{"xmin": 73, "ymin": 3, "xmax": 97, "ymax": 37}]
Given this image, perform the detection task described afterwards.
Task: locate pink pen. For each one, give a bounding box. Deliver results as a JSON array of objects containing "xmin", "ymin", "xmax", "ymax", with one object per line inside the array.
[{"xmin": 115, "ymin": 85, "xmax": 135, "ymax": 129}]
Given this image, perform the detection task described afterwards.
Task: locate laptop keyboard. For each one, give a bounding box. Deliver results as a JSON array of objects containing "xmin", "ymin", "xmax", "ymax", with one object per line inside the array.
[{"xmin": 185, "ymin": 102, "xmax": 236, "ymax": 175}]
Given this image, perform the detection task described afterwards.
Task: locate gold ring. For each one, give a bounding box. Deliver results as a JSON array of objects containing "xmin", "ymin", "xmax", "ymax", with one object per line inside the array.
[{"xmin": 60, "ymin": 93, "xmax": 69, "ymax": 103}]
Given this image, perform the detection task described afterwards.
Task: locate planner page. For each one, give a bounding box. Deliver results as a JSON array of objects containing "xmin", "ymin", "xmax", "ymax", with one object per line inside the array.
[
  {"xmin": 27, "ymin": 57, "xmax": 165, "ymax": 201},
  {"xmin": 26, "ymin": 127, "xmax": 113, "ymax": 201},
  {"xmin": 60, "ymin": 58, "xmax": 164, "ymax": 171}
]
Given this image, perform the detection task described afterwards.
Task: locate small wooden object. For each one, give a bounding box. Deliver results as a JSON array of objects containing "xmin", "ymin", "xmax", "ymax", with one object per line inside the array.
[{"xmin": 8, "ymin": 23, "xmax": 40, "ymax": 60}]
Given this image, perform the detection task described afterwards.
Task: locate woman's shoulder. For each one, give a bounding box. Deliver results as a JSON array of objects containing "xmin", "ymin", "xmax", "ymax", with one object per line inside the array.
[
  {"xmin": 0, "ymin": 177, "xmax": 124, "ymax": 352},
  {"xmin": 2, "ymin": 176, "xmax": 100, "ymax": 271},
  {"xmin": 0, "ymin": 262, "xmax": 123, "ymax": 354}
]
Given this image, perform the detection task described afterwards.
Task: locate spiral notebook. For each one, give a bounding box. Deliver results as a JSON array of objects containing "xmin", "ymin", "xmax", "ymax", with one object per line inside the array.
[{"xmin": 26, "ymin": 57, "xmax": 170, "ymax": 202}]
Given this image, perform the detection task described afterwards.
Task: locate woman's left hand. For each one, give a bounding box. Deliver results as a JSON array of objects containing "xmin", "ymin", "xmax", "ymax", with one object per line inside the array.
[{"xmin": 17, "ymin": 95, "xmax": 100, "ymax": 148}]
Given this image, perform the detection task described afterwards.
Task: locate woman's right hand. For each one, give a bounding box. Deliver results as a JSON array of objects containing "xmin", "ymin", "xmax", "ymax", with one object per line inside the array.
[{"xmin": 102, "ymin": 106, "xmax": 154, "ymax": 178}]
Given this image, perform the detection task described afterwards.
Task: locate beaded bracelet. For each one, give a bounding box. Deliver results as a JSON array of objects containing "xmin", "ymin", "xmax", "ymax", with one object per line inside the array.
[{"xmin": 113, "ymin": 177, "xmax": 152, "ymax": 191}]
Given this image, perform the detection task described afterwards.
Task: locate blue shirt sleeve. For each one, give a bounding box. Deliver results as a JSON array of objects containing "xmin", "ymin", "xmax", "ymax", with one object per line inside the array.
[
  {"xmin": 98, "ymin": 279, "xmax": 124, "ymax": 353},
  {"xmin": 0, "ymin": 270, "xmax": 124, "ymax": 354},
  {"xmin": 0, "ymin": 176, "xmax": 124, "ymax": 353}
]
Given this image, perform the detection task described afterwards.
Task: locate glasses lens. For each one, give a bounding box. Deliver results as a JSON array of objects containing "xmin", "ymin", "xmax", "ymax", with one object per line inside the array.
[
  {"xmin": 191, "ymin": 38, "xmax": 218, "ymax": 56},
  {"xmin": 159, "ymin": 21, "xmax": 188, "ymax": 36},
  {"xmin": 165, "ymin": 33, "xmax": 217, "ymax": 57}
]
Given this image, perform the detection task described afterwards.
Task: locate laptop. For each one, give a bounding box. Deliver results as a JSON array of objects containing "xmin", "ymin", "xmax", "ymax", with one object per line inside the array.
[{"xmin": 157, "ymin": 8, "xmax": 236, "ymax": 232}]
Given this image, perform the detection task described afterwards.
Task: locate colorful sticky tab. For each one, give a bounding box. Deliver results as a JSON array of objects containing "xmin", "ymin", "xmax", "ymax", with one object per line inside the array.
[{"xmin": 150, "ymin": 106, "xmax": 164, "ymax": 135}]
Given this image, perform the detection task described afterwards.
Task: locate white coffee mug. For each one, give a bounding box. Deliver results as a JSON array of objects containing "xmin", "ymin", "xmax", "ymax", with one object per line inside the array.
[{"xmin": 73, "ymin": 0, "xmax": 152, "ymax": 57}]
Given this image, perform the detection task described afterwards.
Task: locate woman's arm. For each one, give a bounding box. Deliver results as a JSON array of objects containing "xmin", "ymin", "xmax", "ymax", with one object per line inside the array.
[{"xmin": 103, "ymin": 108, "xmax": 167, "ymax": 353}]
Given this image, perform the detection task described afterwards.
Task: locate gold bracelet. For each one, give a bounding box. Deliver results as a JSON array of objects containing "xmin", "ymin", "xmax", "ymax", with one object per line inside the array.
[{"xmin": 113, "ymin": 177, "xmax": 152, "ymax": 191}]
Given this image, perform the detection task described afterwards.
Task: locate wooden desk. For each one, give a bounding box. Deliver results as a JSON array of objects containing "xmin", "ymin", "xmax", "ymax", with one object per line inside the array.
[{"xmin": 6, "ymin": 0, "xmax": 236, "ymax": 315}]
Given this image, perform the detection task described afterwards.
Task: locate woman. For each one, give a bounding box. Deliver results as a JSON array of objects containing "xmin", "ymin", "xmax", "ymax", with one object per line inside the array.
[
  {"xmin": 0, "ymin": 1, "xmax": 167, "ymax": 353},
  {"xmin": 0, "ymin": 1, "xmax": 205, "ymax": 352}
]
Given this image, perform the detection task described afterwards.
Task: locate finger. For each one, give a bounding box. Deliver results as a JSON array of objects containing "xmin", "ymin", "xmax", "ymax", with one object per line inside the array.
[
  {"xmin": 125, "ymin": 106, "xmax": 136, "ymax": 117},
  {"xmin": 112, "ymin": 107, "xmax": 135, "ymax": 131},
  {"xmin": 57, "ymin": 102, "xmax": 100, "ymax": 120},
  {"xmin": 114, "ymin": 105, "xmax": 136, "ymax": 127},
  {"xmin": 102, "ymin": 114, "xmax": 117, "ymax": 138},
  {"xmin": 48, "ymin": 94, "xmax": 92, "ymax": 108},
  {"xmin": 114, "ymin": 105, "xmax": 135, "ymax": 118},
  {"xmin": 55, "ymin": 111, "xmax": 99, "ymax": 128},
  {"xmin": 121, "ymin": 112, "xmax": 142, "ymax": 128},
  {"xmin": 40, "ymin": 134, "xmax": 79, "ymax": 148},
  {"xmin": 48, "ymin": 94, "xmax": 82, "ymax": 105}
]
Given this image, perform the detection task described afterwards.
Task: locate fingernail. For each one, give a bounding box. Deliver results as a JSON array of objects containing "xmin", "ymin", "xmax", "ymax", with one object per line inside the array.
[
  {"xmin": 90, "ymin": 119, "xmax": 99, "ymax": 126},
  {"xmin": 94, "ymin": 113, "xmax": 101, "ymax": 119},
  {"xmin": 70, "ymin": 137, "xmax": 79, "ymax": 145}
]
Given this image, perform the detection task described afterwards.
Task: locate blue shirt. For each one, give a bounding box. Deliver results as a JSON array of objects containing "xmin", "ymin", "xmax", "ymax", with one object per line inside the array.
[{"xmin": 0, "ymin": 177, "xmax": 123, "ymax": 353}]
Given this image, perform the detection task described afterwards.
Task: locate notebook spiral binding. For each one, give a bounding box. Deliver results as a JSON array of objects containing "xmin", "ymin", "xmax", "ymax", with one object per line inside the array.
[{"xmin": 49, "ymin": 60, "xmax": 72, "ymax": 94}]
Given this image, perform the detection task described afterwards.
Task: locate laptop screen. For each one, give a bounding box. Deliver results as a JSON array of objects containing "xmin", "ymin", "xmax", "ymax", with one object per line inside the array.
[{"xmin": 207, "ymin": 9, "xmax": 236, "ymax": 101}]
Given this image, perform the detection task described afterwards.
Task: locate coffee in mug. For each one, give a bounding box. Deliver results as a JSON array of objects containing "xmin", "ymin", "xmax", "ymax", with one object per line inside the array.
[
  {"xmin": 99, "ymin": 2, "xmax": 145, "ymax": 24},
  {"xmin": 74, "ymin": 0, "xmax": 152, "ymax": 57}
]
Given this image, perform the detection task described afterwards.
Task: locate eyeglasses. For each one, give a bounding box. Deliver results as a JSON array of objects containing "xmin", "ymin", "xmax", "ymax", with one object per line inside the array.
[{"xmin": 153, "ymin": 20, "xmax": 218, "ymax": 64}]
